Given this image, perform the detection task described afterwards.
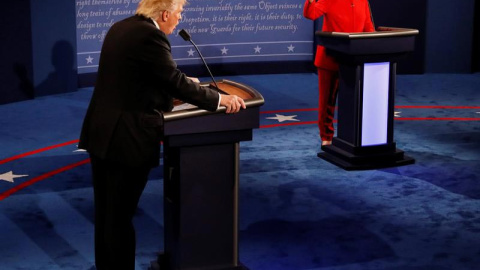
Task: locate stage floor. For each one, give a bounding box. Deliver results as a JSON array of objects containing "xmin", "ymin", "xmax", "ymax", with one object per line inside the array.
[{"xmin": 1, "ymin": 73, "xmax": 479, "ymax": 270}]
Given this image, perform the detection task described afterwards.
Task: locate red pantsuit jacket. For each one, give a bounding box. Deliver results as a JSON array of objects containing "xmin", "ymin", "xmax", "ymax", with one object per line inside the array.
[{"xmin": 304, "ymin": 0, "xmax": 375, "ymax": 70}]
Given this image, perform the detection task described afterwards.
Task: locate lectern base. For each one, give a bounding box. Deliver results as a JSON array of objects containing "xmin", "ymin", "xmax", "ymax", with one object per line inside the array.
[
  {"xmin": 150, "ymin": 254, "xmax": 249, "ymax": 270},
  {"xmin": 318, "ymin": 143, "xmax": 415, "ymax": 171}
]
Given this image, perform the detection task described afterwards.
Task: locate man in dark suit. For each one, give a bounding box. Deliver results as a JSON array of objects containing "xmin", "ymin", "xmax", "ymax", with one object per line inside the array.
[{"xmin": 79, "ymin": 0, "xmax": 246, "ymax": 269}]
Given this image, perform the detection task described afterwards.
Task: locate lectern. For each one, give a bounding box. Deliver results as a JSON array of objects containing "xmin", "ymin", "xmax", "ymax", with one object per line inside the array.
[
  {"xmin": 316, "ymin": 27, "xmax": 418, "ymax": 170},
  {"xmin": 151, "ymin": 80, "xmax": 264, "ymax": 270}
]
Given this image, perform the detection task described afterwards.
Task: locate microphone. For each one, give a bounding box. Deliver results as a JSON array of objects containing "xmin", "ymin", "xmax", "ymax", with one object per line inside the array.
[
  {"xmin": 179, "ymin": 29, "xmax": 219, "ymax": 90},
  {"xmin": 179, "ymin": 29, "xmax": 191, "ymax": 41}
]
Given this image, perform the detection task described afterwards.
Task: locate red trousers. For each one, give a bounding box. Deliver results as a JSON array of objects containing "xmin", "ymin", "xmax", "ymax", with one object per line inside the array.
[{"xmin": 317, "ymin": 68, "xmax": 339, "ymax": 141}]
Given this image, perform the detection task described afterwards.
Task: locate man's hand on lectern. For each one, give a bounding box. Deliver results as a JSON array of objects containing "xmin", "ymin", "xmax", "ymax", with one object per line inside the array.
[{"xmin": 220, "ymin": 94, "xmax": 246, "ymax": 114}]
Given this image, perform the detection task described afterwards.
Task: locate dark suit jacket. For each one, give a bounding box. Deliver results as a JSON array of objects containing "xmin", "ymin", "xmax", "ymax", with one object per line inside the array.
[{"xmin": 79, "ymin": 15, "xmax": 219, "ymax": 167}]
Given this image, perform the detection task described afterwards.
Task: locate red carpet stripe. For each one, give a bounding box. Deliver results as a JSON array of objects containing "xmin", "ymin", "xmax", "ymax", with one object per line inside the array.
[
  {"xmin": 1, "ymin": 106, "xmax": 479, "ymax": 199},
  {"xmin": 0, "ymin": 139, "xmax": 80, "ymax": 165},
  {"xmin": 260, "ymin": 117, "xmax": 480, "ymax": 128},
  {"xmin": 395, "ymin": 105, "xmax": 480, "ymax": 109},
  {"xmin": 261, "ymin": 121, "xmax": 318, "ymax": 128},
  {"xmin": 260, "ymin": 106, "xmax": 480, "ymax": 115},
  {"xmin": 260, "ymin": 108, "xmax": 318, "ymax": 114},
  {"xmin": 396, "ymin": 117, "xmax": 480, "ymax": 121},
  {"xmin": 0, "ymin": 158, "xmax": 91, "ymax": 201}
]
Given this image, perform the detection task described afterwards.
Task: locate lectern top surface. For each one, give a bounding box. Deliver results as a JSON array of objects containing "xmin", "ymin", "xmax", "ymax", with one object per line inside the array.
[
  {"xmin": 214, "ymin": 82, "xmax": 254, "ymax": 99},
  {"xmin": 316, "ymin": 26, "xmax": 419, "ymax": 39},
  {"xmin": 166, "ymin": 79, "xmax": 264, "ymax": 121}
]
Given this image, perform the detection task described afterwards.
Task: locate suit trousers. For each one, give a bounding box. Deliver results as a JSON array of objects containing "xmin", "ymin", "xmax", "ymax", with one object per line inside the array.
[
  {"xmin": 90, "ymin": 154, "xmax": 151, "ymax": 270},
  {"xmin": 317, "ymin": 68, "xmax": 339, "ymax": 142}
]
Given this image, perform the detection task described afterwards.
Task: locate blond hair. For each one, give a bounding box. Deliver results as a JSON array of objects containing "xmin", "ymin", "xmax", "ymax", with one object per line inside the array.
[{"xmin": 136, "ymin": 0, "xmax": 187, "ymax": 20}]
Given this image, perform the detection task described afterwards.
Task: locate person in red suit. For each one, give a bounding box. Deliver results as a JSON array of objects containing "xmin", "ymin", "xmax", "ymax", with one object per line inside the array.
[{"xmin": 303, "ymin": 0, "xmax": 375, "ymax": 145}]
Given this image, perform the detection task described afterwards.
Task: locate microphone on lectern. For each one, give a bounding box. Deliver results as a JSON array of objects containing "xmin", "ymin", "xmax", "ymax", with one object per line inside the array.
[
  {"xmin": 179, "ymin": 29, "xmax": 219, "ymax": 90},
  {"xmin": 179, "ymin": 29, "xmax": 192, "ymax": 41}
]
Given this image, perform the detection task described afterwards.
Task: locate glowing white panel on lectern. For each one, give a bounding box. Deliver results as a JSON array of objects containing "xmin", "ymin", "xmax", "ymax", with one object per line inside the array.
[{"xmin": 362, "ymin": 62, "xmax": 390, "ymax": 146}]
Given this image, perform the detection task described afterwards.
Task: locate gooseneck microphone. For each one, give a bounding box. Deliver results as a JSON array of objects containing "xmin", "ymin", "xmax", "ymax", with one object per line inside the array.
[{"xmin": 178, "ymin": 29, "xmax": 219, "ymax": 90}]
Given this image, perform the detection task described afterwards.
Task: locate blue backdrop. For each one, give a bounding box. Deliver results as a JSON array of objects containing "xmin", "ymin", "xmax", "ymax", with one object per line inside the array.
[
  {"xmin": 1, "ymin": 0, "xmax": 479, "ymax": 104},
  {"xmin": 75, "ymin": 0, "xmax": 314, "ymax": 74}
]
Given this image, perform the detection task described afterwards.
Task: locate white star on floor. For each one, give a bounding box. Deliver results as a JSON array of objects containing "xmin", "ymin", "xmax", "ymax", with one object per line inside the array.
[
  {"xmin": 0, "ymin": 171, "xmax": 28, "ymax": 183},
  {"xmin": 254, "ymin": 45, "xmax": 262, "ymax": 54},
  {"xmin": 287, "ymin": 45, "xmax": 295, "ymax": 52},
  {"xmin": 221, "ymin": 47, "xmax": 229, "ymax": 55},
  {"xmin": 74, "ymin": 145, "xmax": 87, "ymax": 153},
  {"xmin": 187, "ymin": 48, "xmax": 195, "ymax": 57},
  {"xmin": 86, "ymin": 55, "xmax": 94, "ymax": 64},
  {"xmin": 394, "ymin": 111, "xmax": 401, "ymax": 117},
  {"xmin": 266, "ymin": 114, "xmax": 300, "ymax": 123}
]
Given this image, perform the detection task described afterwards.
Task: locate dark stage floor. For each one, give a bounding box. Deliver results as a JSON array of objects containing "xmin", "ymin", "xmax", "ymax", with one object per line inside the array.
[{"xmin": 1, "ymin": 73, "xmax": 479, "ymax": 270}]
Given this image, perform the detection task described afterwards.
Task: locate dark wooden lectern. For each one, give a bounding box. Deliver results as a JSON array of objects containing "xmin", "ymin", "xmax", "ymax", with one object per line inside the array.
[
  {"xmin": 151, "ymin": 80, "xmax": 264, "ymax": 270},
  {"xmin": 316, "ymin": 27, "xmax": 419, "ymax": 170}
]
